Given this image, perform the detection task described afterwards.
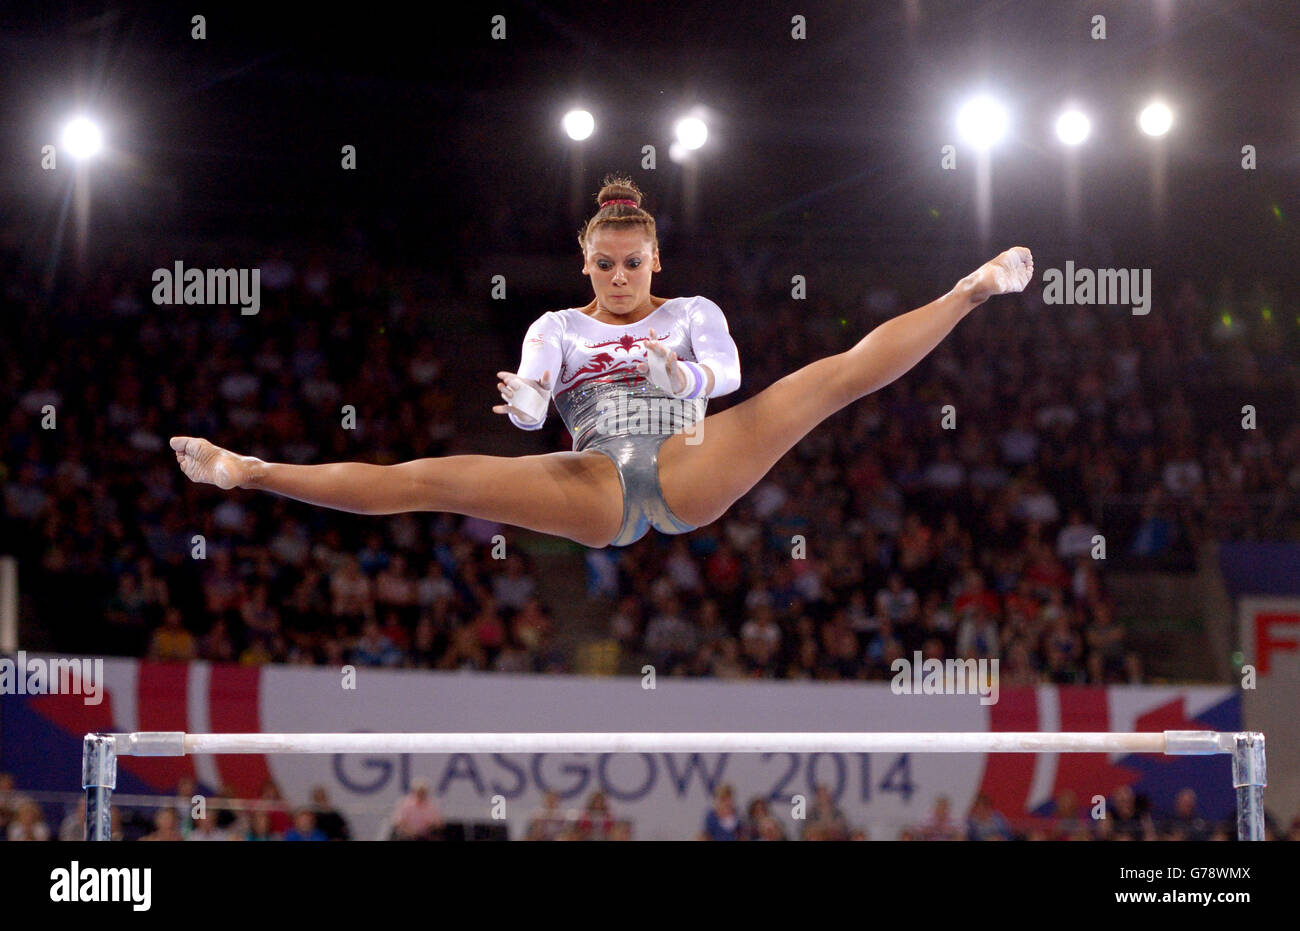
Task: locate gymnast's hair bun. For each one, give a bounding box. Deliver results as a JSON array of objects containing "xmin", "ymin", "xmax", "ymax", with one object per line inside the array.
[{"xmin": 595, "ymin": 174, "xmax": 644, "ymax": 210}]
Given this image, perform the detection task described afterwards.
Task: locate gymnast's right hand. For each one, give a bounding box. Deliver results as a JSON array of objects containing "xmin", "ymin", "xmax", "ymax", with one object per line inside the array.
[
  {"xmin": 493, "ymin": 369, "xmax": 552, "ymax": 424},
  {"xmin": 169, "ymin": 436, "xmax": 257, "ymax": 489}
]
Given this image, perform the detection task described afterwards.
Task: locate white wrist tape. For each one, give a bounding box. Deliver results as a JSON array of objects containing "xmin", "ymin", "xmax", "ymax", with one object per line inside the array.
[
  {"xmin": 502, "ymin": 374, "xmax": 550, "ymax": 425},
  {"xmin": 646, "ymin": 352, "xmax": 705, "ymax": 399}
]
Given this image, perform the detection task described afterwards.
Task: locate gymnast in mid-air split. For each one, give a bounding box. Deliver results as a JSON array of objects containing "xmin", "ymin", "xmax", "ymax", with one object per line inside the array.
[{"xmin": 171, "ymin": 175, "xmax": 1033, "ymax": 549}]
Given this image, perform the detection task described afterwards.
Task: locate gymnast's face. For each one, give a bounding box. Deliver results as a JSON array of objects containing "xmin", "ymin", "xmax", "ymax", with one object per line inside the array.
[{"xmin": 581, "ymin": 227, "xmax": 661, "ymax": 317}]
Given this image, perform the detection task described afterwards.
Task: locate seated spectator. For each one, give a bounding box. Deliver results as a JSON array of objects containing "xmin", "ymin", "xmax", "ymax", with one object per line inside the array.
[
  {"xmin": 1130, "ymin": 487, "xmax": 1177, "ymax": 557},
  {"xmin": 865, "ymin": 619, "xmax": 903, "ymax": 675},
  {"xmin": 1046, "ymin": 789, "xmax": 1086, "ymax": 840},
  {"xmin": 643, "ymin": 596, "xmax": 695, "ymax": 668},
  {"xmin": 512, "ymin": 598, "xmax": 552, "ymax": 653},
  {"xmin": 701, "ymin": 784, "xmax": 742, "ymax": 841},
  {"xmin": 526, "ymin": 790, "xmax": 568, "ymax": 841},
  {"xmin": 147, "ymin": 607, "xmax": 197, "ymax": 661},
  {"xmin": 755, "ymin": 815, "xmax": 788, "ymax": 841},
  {"xmin": 1162, "ymin": 788, "xmax": 1210, "ymax": 841},
  {"xmin": 739, "ymin": 605, "xmax": 782, "ymax": 672},
  {"xmin": 309, "ymin": 785, "xmax": 351, "ymax": 840},
  {"xmin": 258, "ymin": 781, "xmax": 293, "ymax": 836},
  {"xmin": 1108, "ymin": 785, "xmax": 1155, "ymax": 841},
  {"xmin": 199, "ymin": 617, "xmax": 237, "ymax": 662},
  {"xmin": 7, "ymin": 798, "xmax": 50, "ymax": 841},
  {"xmin": 329, "ymin": 555, "xmax": 373, "ymax": 630},
  {"xmin": 352, "ymin": 618, "xmax": 403, "ymax": 667},
  {"xmin": 919, "ymin": 795, "xmax": 964, "ymax": 841},
  {"xmin": 375, "ymin": 553, "xmax": 418, "ymax": 622},
  {"xmin": 390, "ymin": 780, "xmax": 443, "ymax": 840},
  {"xmin": 875, "ymin": 573, "xmax": 919, "ymax": 627},
  {"xmin": 955, "ymin": 607, "xmax": 1000, "ymax": 660},
  {"xmin": 576, "ymin": 791, "xmax": 616, "ymax": 841},
  {"xmin": 284, "ymin": 808, "xmax": 328, "ymax": 841},
  {"xmin": 802, "ymin": 784, "xmax": 849, "ymax": 841},
  {"xmin": 1084, "ymin": 603, "xmax": 1127, "ymax": 679},
  {"xmin": 187, "ymin": 813, "xmax": 234, "ymax": 840},
  {"xmin": 953, "ymin": 569, "xmax": 1000, "ymax": 620},
  {"xmin": 470, "ymin": 599, "xmax": 507, "ymax": 664},
  {"xmin": 710, "ymin": 637, "xmax": 746, "ymax": 679},
  {"xmin": 245, "ymin": 809, "xmax": 281, "ymax": 841},
  {"xmin": 1056, "ymin": 509, "xmax": 1099, "ymax": 560},
  {"xmin": 741, "ymin": 797, "xmax": 774, "ymax": 840},
  {"xmin": 966, "ymin": 794, "xmax": 1012, "ymax": 841},
  {"xmin": 492, "ymin": 555, "xmax": 538, "ymax": 610},
  {"xmin": 141, "ymin": 807, "xmax": 185, "ymax": 842}
]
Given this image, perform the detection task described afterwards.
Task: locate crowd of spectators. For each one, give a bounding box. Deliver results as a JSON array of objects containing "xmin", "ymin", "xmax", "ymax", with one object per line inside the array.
[
  {"xmin": 3, "ymin": 237, "xmax": 1299, "ymax": 686},
  {"xmin": 692, "ymin": 782, "xmax": 1298, "ymax": 842},
  {"xmin": 0, "ymin": 771, "xmax": 353, "ymax": 841},
  {"xmin": 2, "ymin": 242, "xmax": 566, "ymax": 675},
  {"xmin": 592, "ymin": 269, "xmax": 1300, "ymax": 684},
  {"xmin": 5, "ymin": 768, "xmax": 1297, "ymax": 841}
]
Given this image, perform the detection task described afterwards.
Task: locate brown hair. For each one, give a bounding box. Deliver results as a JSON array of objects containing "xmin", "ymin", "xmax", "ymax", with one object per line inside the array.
[{"xmin": 577, "ymin": 173, "xmax": 658, "ymax": 254}]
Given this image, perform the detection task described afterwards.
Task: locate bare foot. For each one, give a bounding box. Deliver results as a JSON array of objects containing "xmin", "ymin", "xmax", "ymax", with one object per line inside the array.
[
  {"xmin": 962, "ymin": 246, "xmax": 1034, "ymax": 303},
  {"xmin": 169, "ymin": 436, "xmax": 256, "ymax": 489}
]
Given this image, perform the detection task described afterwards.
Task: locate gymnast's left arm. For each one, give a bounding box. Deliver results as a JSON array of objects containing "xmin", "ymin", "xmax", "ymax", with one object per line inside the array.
[{"xmin": 688, "ymin": 295, "xmax": 741, "ymax": 397}]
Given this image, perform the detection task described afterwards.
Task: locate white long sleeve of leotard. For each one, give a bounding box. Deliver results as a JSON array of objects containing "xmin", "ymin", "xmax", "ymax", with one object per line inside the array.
[
  {"xmin": 685, "ymin": 294, "xmax": 742, "ymax": 397},
  {"xmin": 505, "ymin": 295, "xmax": 741, "ymax": 432},
  {"xmin": 505, "ymin": 314, "xmax": 564, "ymax": 431}
]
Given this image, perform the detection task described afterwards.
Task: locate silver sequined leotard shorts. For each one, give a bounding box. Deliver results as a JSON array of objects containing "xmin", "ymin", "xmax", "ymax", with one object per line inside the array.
[
  {"xmin": 554, "ymin": 374, "xmax": 704, "ymax": 547},
  {"xmin": 587, "ymin": 433, "xmax": 696, "ymax": 546}
]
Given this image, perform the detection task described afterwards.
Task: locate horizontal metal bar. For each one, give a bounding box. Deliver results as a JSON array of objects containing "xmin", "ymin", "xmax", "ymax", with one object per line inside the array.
[{"xmin": 96, "ymin": 730, "xmax": 1221, "ymax": 757}]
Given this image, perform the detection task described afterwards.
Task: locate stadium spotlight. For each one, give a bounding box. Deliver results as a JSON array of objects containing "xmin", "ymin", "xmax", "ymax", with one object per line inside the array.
[
  {"xmin": 956, "ymin": 95, "xmax": 1009, "ymax": 150},
  {"xmin": 1138, "ymin": 100, "xmax": 1173, "ymax": 137},
  {"xmin": 562, "ymin": 109, "xmax": 594, "ymax": 141},
  {"xmin": 1055, "ymin": 109, "xmax": 1091, "ymax": 146},
  {"xmin": 61, "ymin": 116, "xmax": 104, "ymax": 160},
  {"xmin": 674, "ymin": 116, "xmax": 708, "ymax": 150}
]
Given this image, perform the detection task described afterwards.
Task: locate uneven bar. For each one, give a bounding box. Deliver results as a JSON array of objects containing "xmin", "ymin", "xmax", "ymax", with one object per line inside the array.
[{"xmin": 82, "ymin": 729, "xmax": 1267, "ymax": 841}]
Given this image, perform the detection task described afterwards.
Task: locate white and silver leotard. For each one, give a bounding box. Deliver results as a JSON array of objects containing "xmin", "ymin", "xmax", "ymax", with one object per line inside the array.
[{"xmin": 507, "ymin": 295, "xmax": 741, "ymax": 546}]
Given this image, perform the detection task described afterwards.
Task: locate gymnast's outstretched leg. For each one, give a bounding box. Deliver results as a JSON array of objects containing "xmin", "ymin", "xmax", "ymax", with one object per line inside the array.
[
  {"xmin": 658, "ymin": 247, "xmax": 1033, "ymax": 527},
  {"xmin": 169, "ymin": 438, "xmax": 624, "ymax": 549}
]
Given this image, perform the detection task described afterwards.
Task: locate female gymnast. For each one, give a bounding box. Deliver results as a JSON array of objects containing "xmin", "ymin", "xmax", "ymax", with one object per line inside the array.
[{"xmin": 170, "ymin": 176, "xmax": 1033, "ymax": 549}]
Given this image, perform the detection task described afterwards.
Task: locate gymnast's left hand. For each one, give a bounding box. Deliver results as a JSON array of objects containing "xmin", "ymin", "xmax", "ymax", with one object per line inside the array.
[{"xmin": 636, "ymin": 327, "xmax": 687, "ymax": 394}]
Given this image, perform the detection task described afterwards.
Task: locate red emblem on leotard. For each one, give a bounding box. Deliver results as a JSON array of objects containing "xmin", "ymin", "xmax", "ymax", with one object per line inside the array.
[
  {"xmin": 561, "ymin": 332, "xmax": 660, "ymax": 390},
  {"xmin": 570, "ymin": 351, "xmax": 622, "ymax": 380}
]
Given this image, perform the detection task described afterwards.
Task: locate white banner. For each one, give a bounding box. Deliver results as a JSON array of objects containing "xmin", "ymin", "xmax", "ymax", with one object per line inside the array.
[{"xmin": 16, "ymin": 660, "xmax": 1232, "ymax": 840}]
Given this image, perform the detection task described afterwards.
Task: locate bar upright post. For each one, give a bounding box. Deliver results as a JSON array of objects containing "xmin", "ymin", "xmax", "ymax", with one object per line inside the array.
[{"xmin": 82, "ymin": 733, "xmax": 117, "ymax": 841}]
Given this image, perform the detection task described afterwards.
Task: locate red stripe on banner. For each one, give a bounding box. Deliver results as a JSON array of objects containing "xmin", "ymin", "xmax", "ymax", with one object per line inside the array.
[
  {"xmin": 208, "ymin": 663, "xmax": 273, "ymax": 798},
  {"xmin": 973, "ymin": 686, "xmax": 1038, "ymax": 818},
  {"xmin": 129, "ymin": 662, "xmax": 196, "ymax": 791},
  {"xmin": 27, "ymin": 692, "xmax": 116, "ymax": 742},
  {"xmin": 1134, "ymin": 696, "xmax": 1204, "ymax": 732},
  {"xmin": 1051, "ymin": 686, "xmax": 1137, "ymax": 805}
]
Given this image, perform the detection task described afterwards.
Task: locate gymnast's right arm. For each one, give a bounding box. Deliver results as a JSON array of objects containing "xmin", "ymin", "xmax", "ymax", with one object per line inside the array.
[{"xmin": 493, "ymin": 311, "xmax": 563, "ymax": 430}]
